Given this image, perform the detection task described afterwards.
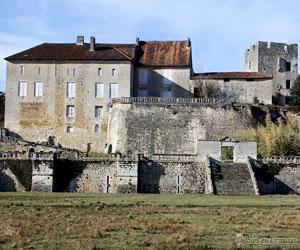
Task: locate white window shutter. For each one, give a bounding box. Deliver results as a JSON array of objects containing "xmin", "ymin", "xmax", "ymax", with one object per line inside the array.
[{"xmin": 110, "ymin": 83, "xmax": 118, "ymax": 98}]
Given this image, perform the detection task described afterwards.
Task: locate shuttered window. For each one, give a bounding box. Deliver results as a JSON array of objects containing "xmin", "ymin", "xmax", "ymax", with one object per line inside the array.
[
  {"xmin": 67, "ymin": 82, "xmax": 75, "ymax": 97},
  {"xmin": 18, "ymin": 81, "xmax": 27, "ymax": 96},
  {"xmin": 109, "ymin": 83, "xmax": 118, "ymax": 98},
  {"xmin": 95, "ymin": 83, "xmax": 104, "ymax": 98},
  {"xmin": 34, "ymin": 82, "xmax": 43, "ymax": 97}
]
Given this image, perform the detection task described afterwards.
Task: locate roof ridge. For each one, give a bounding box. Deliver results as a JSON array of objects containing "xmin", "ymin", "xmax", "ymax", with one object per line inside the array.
[{"xmin": 113, "ymin": 47, "xmax": 134, "ymax": 60}]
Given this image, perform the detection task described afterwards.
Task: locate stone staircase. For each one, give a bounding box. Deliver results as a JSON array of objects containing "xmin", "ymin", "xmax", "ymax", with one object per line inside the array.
[{"xmin": 210, "ymin": 161, "xmax": 256, "ymax": 195}]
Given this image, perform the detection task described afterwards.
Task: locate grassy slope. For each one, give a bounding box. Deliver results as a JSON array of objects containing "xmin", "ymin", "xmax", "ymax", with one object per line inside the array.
[{"xmin": 0, "ymin": 193, "xmax": 299, "ymax": 249}]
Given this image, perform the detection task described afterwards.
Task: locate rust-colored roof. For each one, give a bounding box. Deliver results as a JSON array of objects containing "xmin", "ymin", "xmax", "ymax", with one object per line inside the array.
[
  {"xmin": 5, "ymin": 40, "xmax": 191, "ymax": 67},
  {"xmin": 136, "ymin": 41, "xmax": 191, "ymax": 67},
  {"xmin": 5, "ymin": 43, "xmax": 136, "ymax": 61},
  {"xmin": 192, "ymin": 72, "xmax": 272, "ymax": 79}
]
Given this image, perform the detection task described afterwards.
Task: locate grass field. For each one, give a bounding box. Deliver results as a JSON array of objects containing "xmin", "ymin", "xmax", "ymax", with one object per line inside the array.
[{"xmin": 0, "ymin": 193, "xmax": 299, "ymax": 249}]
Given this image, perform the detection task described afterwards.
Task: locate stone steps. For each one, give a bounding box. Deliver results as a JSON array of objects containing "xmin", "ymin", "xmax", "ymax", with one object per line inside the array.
[{"xmin": 210, "ymin": 162, "xmax": 256, "ymax": 195}]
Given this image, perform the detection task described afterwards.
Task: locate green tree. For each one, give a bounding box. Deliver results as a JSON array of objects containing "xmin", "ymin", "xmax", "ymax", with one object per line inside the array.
[{"xmin": 290, "ymin": 75, "xmax": 300, "ymax": 105}]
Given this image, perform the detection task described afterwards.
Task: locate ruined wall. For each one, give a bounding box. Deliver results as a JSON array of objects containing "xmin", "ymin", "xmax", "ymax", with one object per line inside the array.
[
  {"xmin": 66, "ymin": 161, "xmax": 117, "ymax": 193},
  {"xmin": 245, "ymin": 42, "xmax": 298, "ymax": 101},
  {"xmin": 109, "ymin": 103, "xmax": 260, "ymax": 155},
  {"xmin": 0, "ymin": 159, "xmax": 32, "ymax": 191},
  {"xmin": 139, "ymin": 160, "xmax": 205, "ymax": 194},
  {"xmin": 5, "ymin": 60, "xmax": 133, "ymax": 153},
  {"xmin": 191, "ymin": 78, "xmax": 272, "ymax": 104}
]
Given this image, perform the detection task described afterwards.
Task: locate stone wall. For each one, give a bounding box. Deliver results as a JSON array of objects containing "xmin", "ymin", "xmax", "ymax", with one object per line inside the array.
[
  {"xmin": 245, "ymin": 41, "xmax": 298, "ymax": 103},
  {"xmin": 191, "ymin": 78, "xmax": 273, "ymax": 105},
  {"xmin": 251, "ymin": 158, "xmax": 300, "ymax": 195},
  {"xmin": 109, "ymin": 103, "xmax": 261, "ymax": 155},
  {"xmin": 5, "ymin": 60, "xmax": 134, "ymax": 153},
  {"xmin": 138, "ymin": 160, "xmax": 205, "ymax": 194}
]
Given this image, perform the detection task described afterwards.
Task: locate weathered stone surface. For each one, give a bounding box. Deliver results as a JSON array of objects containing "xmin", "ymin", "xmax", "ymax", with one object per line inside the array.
[
  {"xmin": 109, "ymin": 103, "xmax": 259, "ymax": 155},
  {"xmin": 0, "ymin": 168, "xmax": 25, "ymax": 192},
  {"xmin": 139, "ymin": 161, "xmax": 205, "ymax": 194},
  {"xmin": 210, "ymin": 162, "xmax": 256, "ymax": 195}
]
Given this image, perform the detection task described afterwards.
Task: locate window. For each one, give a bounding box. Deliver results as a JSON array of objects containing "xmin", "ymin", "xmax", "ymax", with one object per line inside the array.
[
  {"xmin": 18, "ymin": 81, "xmax": 27, "ymax": 96},
  {"xmin": 98, "ymin": 68, "xmax": 102, "ymax": 76},
  {"xmin": 163, "ymin": 69, "xmax": 173, "ymax": 84},
  {"xmin": 287, "ymin": 62, "xmax": 291, "ymax": 71},
  {"xmin": 94, "ymin": 124, "xmax": 100, "ymax": 133},
  {"xmin": 66, "ymin": 126, "xmax": 74, "ymax": 133},
  {"xmin": 109, "ymin": 83, "xmax": 118, "ymax": 98},
  {"xmin": 224, "ymin": 78, "xmax": 230, "ymax": 82},
  {"xmin": 286, "ymin": 80, "xmax": 291, "ymax": 89},
  {"xmin": 139, "ymin": 69, "xmax": 148, "ymax": 85},
  {"xmin": 248, "ymin": 61, "xmax": 251, "ymax": 70},
  {"xmin": 34, "ymin": 82, "xmax": 43, "ymax": 97},
  {"xmin": 112, "ymin": 68, "xmax": 116, "ymax": 76},
  {"xmin": 67, "ymin": 82, "xmax": 75, "ymax": 97},
  {"xmin": 67, "ymin": 69, "xmax": 69, "ymax": 75},
  {"xmin": 66, "ymin": 105, "xmax": 75, "ymax": 117},
  {"xmin": 73, "ymin": 69, "xmax": 76, "ymax": 75},
  {"xmin": 138, "ymin": 86, "xmax": 147, "ymax": 97},
  {"xmin": 38, "ymin": 67, "xmax": 41, "ymax": 75},
  {"xmin": 20, "ymin": 65, "xmax": 24, "ymax": 75},
  {"xmin": 95, "ymin": 106, "xmax": 103, "ymax": 118},
  {"xmin": 163, "ymin": 85, "xmax": 172, "ymax": 97},
  {"xmin": 95, "ymin": 83, "xmax": 104, "ymax": 98}
]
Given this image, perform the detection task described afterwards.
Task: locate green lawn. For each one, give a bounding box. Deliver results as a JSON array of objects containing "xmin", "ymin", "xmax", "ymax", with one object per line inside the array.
[{"xmin": 0, "ymin": 193, "xmax": 299, "ymax": 249}]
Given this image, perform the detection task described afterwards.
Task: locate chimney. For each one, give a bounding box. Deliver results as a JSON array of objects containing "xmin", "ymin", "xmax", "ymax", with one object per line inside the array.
[
  {"xmin": 90, "ymin": 36, "xmax": 95, "ymax": 51},
  {"xmin": 76, "ymin": 36, "xmax": 84, "ymax": 45},
  {"xmin": 136, "ymin": 37, "xmax": 140, "ymax": 47},
  {"xmin": 186, "ymin": 37, "xmax": 191, "ymax": 48}
]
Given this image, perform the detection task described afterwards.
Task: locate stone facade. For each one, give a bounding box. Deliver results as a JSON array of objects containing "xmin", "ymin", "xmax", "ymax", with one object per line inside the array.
[
  {"xmin": 245, "ymin": 41, "xmax": 298, "ymax": 104},
  {"xmin": 191, "ymin": 77, "xmax": 272, "ymax": 104}
]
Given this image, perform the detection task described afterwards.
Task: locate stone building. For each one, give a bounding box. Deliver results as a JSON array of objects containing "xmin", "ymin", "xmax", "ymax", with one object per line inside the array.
[
  {"xmin": 191, "ymin": 72, "xmax": 273, "ymax": 104},
  {"xmin": 245, "ymin": 41, "xmax": 298, "ymax": 104},
  {"xmin": 4, "ymin": 37, "xmax": 297, "ymax": 153},
  {"xmin": 4, "ymin": 36, "xmax": 192, "ymax": 152}
]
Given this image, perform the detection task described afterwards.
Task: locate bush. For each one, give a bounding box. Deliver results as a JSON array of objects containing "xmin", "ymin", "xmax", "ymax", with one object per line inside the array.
[
  {"xmin": 290, "ymin": 76, "xmax": 300, "ymax": 105},
  {"xmin": 230, "ymin": 113, "xmax": 300, "ymax": 156}
]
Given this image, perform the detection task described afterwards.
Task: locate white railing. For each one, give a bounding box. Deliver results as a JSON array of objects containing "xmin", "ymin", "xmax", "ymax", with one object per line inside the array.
[
  {"xmin": 111, "ymin": 97, "xmax": 222, "ymax": 105},
  {"xmin": 258, "ymin": 156, "xmax": 300, "ymax": 164},
  {"xmin": 147, "ymin": 154, "xmax": 197, "ymax": 162}
]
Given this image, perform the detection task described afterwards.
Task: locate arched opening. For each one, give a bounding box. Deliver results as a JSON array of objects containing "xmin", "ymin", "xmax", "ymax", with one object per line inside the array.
[
  {"xmin": 28, "ymin": 148, "xmax": 35, "ymax": 157},
  {"xmin": 94, "ymin": 124, "xmax": 100, "ymax": 133},
  {"xmin": 107, "ymin": 144, "xmax": 112, "ymax": 154}
]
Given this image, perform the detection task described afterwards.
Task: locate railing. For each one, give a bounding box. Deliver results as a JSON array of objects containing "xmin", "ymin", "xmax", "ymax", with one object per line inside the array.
[
  {"xmin": 258, "ymin": 156, "xmax": 300, "ymax": 164},
  {"xmin": 111, "ymin": 97, "xmax": 222, "ymax": 105},
  {"xmin": 145, "ymin": 154, "xmax": 197, "ymax": 162}
]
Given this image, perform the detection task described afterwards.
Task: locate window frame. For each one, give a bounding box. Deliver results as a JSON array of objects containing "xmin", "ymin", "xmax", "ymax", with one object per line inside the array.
[
  {"xmin": 66, "ymin": 82, "xmax": 76, "ymax": 98},
  {"xmin": 34, "ymin": 81, "xmax": 43, "ymax": 97},
  {"xmin": 66, "ymin": 105, "xmax": 75, "ymax": 117},
  {"xmin": 18, "ymin": 81, "xmax": 27, "ymax": 97}
]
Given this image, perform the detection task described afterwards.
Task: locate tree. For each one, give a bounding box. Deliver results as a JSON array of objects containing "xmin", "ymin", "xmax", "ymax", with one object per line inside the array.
[{"xmin": 290, "ymin": 75, "xmax": 300, "ymax": 105}]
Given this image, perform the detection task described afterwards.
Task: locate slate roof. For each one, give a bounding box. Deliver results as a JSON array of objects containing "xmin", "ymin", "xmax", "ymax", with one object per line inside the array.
[
  {"xmin": 192, "ymin": 72, "xmax": 272, "ymax": 79},
  {"xmin": 5, "ymin": 40, "xmax": 192, "ymax": 67}
]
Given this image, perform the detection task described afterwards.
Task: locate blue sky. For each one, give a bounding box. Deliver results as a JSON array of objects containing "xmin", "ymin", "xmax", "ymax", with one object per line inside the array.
[{"xmin": 1, "ymin": 0, "xmax": 300, "ymax": 91}]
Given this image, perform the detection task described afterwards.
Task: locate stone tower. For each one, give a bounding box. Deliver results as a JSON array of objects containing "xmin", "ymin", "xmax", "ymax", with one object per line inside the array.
[{"xmin": 245, "ymin": 41, "xmax": 298, "ymax": 104}]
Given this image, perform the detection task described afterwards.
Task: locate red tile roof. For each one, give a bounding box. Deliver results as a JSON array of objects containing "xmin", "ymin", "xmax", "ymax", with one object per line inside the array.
[
  {"xmin": 5, "ymin": 40, "xmax": 191, "ymax": 67},
  {"xmin": 136, "ymin": 41, "xmax": 191, "ymax": 67},
  {"xmin": 192, "ymin": 72, "xmax": 272, "ymax": 79}
]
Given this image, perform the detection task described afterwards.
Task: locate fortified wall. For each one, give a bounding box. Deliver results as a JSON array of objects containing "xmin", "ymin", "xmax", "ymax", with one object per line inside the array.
[{"xmin": 108, "ymin": 98, "xmax": 264, "ymax": 155}]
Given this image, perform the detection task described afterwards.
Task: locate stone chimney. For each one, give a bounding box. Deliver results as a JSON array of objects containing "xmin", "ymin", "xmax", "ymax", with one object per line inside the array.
[
  {"xmin": 90, "ymin": 36, "xmax": 95, "ymax": 51},
  {"xmin": 76, "ymin": 36, "xmax": 84, "ymax": 45},
  {"xmin": 186, "ymin": 37, "xmax": 191, "ymax": 48},
  {"xmin": 136, "ymin": 37, "xmax": 140, "ymax": 47}
]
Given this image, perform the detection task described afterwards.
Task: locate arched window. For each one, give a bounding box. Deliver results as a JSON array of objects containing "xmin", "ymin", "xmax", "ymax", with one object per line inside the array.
[{"xmin": 94, "ymin": 124, "xmax": 100, "ymax": 133}]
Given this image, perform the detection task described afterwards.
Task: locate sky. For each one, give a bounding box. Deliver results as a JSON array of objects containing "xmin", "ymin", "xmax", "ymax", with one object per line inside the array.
[{"xmin": 1, "ymin": 0, "xmax": 300, "ymax": 91}]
